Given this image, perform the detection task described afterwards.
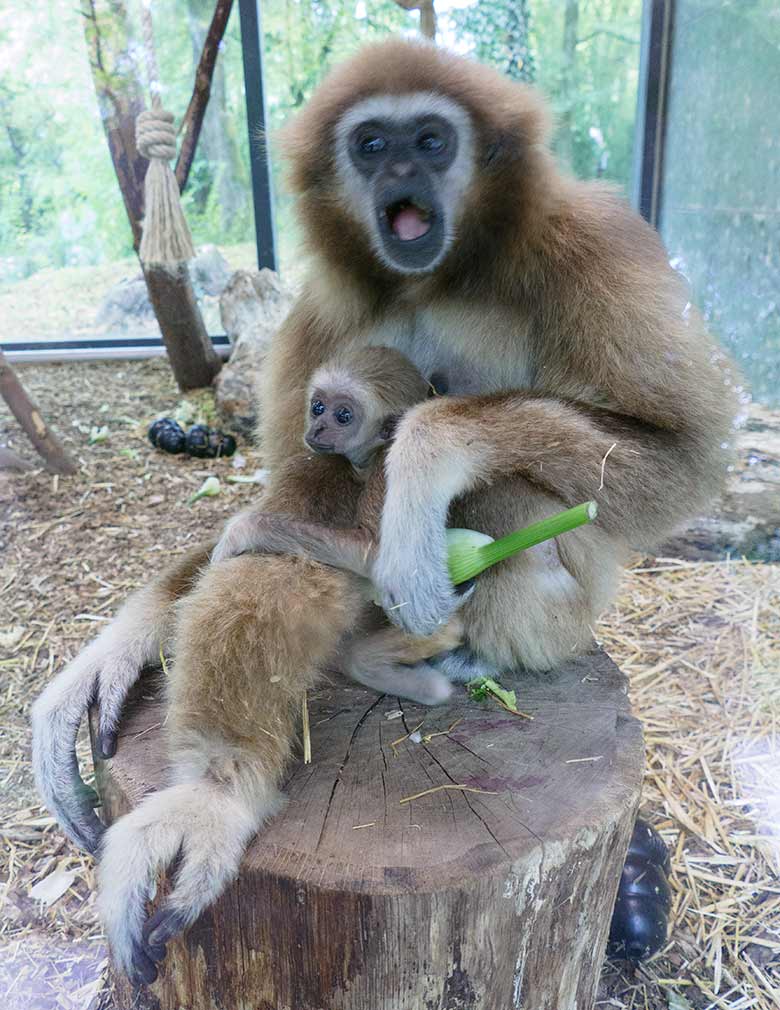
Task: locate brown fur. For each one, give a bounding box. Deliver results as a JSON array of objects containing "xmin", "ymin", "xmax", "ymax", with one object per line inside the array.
[
  {"xmin": 32, "ymin": 38, "xmax": 736, "ymax": 982},
  {"xmin": 213, "ymin": 345, "xmax": 461, "ymax": 695}
]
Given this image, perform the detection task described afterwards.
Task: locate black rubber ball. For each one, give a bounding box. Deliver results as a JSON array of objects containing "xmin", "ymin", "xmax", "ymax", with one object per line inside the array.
[
  {"xmin": 608, "ymin": 819, "xmax": 672, "ymax": 962},
  {"xmin": 148, "ymin": 418, "xmax": 186, "ymax": 454},
  {"xmin": 628, "ymin": 817, "xmax": 672, "ymax": 874},
  {"xmin": 215, "ymin": 432, "xmax": 237, "ymax": 457},
  {"xmin": 185, "ymin": 425, "xmax": 237, "ymax": 458},
  {"xmin": 609, "ymin": 893, "xmax": 669, "ymax": 962},
  {"xmin": 185, "ymin": 424, "xmax": 212, "ymax": 458}
]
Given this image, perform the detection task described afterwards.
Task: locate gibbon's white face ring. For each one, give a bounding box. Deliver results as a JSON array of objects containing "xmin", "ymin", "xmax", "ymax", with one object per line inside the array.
[{"xmin": 334, "ymin": 93, "xmax": 476, "ymax": 275}]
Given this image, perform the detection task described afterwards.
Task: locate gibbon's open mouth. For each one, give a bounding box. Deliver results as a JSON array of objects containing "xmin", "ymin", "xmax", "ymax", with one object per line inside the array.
[{"xmin": 385, "ymin": 199, "xmax": 433, "ymax": 242}]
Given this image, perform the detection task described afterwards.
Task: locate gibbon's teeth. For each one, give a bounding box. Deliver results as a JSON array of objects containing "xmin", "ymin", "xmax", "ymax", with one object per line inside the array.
[{"xmin": 386, "ymin": 200, "xmax": 432, "ymax": 241}]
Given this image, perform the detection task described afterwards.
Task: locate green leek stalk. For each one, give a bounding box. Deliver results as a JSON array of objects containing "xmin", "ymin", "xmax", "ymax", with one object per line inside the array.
[{"xmin": 446, "ymin": 501, "xmax": 598, "ymax": 586}]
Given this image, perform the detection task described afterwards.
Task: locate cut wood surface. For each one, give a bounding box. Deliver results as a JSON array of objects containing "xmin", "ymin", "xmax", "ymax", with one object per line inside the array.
[{"xmin": 92, "ymin": 646, "xmax": 644, "ymax": 1010}]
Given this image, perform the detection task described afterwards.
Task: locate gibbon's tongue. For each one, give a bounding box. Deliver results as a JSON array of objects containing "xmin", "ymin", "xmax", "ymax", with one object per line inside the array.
[{"xmin": 392, "ymin": 205, "xmax": 431, "ymax": 241}]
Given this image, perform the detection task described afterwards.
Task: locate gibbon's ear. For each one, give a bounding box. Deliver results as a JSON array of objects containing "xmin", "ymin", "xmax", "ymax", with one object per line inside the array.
[
  {"xmin": 378, "ymin": 414, "xmax": 402, "ymax": 444},
  {"xmin": 484, "ymin": 130, "xmax": 509, "ymax": 168}
]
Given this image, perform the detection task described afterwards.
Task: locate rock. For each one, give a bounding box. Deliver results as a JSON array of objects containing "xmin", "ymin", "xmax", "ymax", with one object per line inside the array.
[
  {"xmin": 662, "ymin": 403, "xmax": 780, "ymax": 561},
  {"xmin": 96, "ymin": 277, "xmax": 155, "ymax": 329},
  {"xmin": 96, "ymin": 247, "xmax": 232, "ymax": 329},
  {"xmin": 190, "ymin": 245, "xmax": 232, "ymax": 297},
  {"xmin": 214, "ymin": 269, "xmax": 295, "ymax": 440}
]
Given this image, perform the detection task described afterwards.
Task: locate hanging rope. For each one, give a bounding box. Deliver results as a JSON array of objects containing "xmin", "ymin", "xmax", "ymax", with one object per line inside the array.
[{"xmin": 135, "ymin": 2, "xmax": 195, "ymax": 268}]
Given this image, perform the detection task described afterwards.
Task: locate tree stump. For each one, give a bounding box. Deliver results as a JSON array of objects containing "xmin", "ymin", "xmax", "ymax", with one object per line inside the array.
[{"xmin": 91, "ymin": 647, "xmax": 643, "ymax": 1010}]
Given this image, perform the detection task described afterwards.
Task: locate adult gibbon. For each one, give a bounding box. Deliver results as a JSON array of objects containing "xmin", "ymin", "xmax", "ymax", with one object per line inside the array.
[{"xmin": 32, "ymin": 39, "xmax": 734, "ymax": 983}]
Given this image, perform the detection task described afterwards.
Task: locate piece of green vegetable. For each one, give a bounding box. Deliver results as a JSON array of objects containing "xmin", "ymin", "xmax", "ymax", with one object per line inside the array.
[
  {"xmin": 187, "ymin": 475, "xmax": 221, "ymax": 505},
  {"xmin": 446, "ymin": 501, "xmax": 597, "ymax": 585},
  {"xmin": 467, "ymin": 676, "xmax": 518, "ymax": 710},
  {"xmin": 88, "ymin": 425, "xmax": 109, "ymax": 445}
]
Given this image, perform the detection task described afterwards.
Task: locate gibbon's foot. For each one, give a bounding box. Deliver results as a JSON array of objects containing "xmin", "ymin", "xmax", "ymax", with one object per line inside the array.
[
  {"xmin": 98, "ymin": 777, "xmax": 284, "ymax": 984},
  {"xmin": 353, "ymin": 661, "xmax": 455, "ymax": 706},
  {"xmin": 431, "ymin": 646, "xmax": 501, "ymax": 684}
]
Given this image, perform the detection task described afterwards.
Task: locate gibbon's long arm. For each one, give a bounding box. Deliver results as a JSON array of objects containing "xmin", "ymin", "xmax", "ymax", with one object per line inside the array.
[
  {"xmin": 212, "ymin": 511, "xmax": 375, "ymax": 577},
  {"xmin": 373, "ymin": 391, "xmax": 719, "ymax": 637}
]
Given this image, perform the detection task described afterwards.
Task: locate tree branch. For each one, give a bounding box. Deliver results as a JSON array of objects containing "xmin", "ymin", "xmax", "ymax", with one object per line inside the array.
[
  {"xmin": 576, "ymin": 28, "xmax": 639, "ymax": 47},
  {"xmin": 392, "ymin": 0, "xmax": 436, "ymax": 41},
  {"xmin": 175, "ymin": 0, "xmax": 235, "ymax": 192},
  {"xmin": 0, "ymin": 351, "xmax": 77, "ymax": 474}
]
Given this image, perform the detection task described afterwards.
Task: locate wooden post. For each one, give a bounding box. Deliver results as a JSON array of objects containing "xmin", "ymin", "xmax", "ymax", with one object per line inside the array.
[
  {"xmin": 142, "ymin": 264, "xmax": 222, "ymax": 391},
  {"xmin": 93, "ymin": 648, "xmax": 643, "ymax": 1010},
  {"xmin": 0, "ymin": 351, "xmax": 77, "ymax": 474},
  {"xmin": 81, "ymin": 0, "xmax": 226, "ymax": 392}
]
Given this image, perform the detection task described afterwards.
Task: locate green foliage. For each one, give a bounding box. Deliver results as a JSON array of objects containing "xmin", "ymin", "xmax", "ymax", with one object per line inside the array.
[
  {"xmin": 0, "ymin": 0, "xmax": 130, "ymax": 282},
  {"xmin": 451, "ymin": 0, "xmax": 642, "ymax": 187},
  {"xmin": 450, "ymin": 0, "xmax": 536, "ymax": 84},
  {"xmin": 0, "ymin": 0, "xmax": 642, "ymax": 281}
]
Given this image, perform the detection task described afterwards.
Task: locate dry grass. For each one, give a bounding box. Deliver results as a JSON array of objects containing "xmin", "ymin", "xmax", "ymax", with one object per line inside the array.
[
  {"xmin": 598, "ymin": 558, "xmax": 780, "ymax": 1010},
  {"xmin": 2, "ymin": 359, "xmax": 779, "ymax": 1009}
]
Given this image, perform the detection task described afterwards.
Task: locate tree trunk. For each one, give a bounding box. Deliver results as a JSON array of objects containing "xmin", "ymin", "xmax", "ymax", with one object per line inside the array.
[
  {"xmin": 143, "ymin": 264, "xmax": 222, "ymax": 389},
  {"xmin": 418, "ymin": 0, "xmax": 436, "ymax": 40},
  {"xmin": 93, "ymin": 647, "xmax": 644, "ymax": 1010},
  {"xmin": 393, "ymin": 0, "xmax": 437, "ymax": 42},
  {"xmin": 0, "ymin": 351, "xmax": 77, "ymax": 474},
  {"xmin": 184, "ymin": 0, "xmax": 244, "ymax": 232},
  {"xmin": 80, "ymin": 0, "xmax": 221, "ymax": 391}
]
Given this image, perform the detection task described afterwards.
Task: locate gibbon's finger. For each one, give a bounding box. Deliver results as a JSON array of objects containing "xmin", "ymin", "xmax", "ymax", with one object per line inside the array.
[
  {"xmin": 142, "ymin": 906, "xmax": 190, "ymax": 965},
  {"xmin": 31, "ymin": 646, "xmax": 105, "ymax": 853},
  {"xmin": 129, "ymin": 943, "xmax": 158, "ymax": 988},
  {"xmin": 374, "ymin": 531, "xmax": 460, "ymax": 637},
  {"xmin": 95, "ymin": 649, "xmax": 153, "ymax": 760}
]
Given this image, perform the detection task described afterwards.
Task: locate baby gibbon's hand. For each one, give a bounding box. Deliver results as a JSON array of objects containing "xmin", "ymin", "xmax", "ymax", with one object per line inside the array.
[{"xmin": 211, "ymin": 511, "xmax": 264, "ymax": 564}]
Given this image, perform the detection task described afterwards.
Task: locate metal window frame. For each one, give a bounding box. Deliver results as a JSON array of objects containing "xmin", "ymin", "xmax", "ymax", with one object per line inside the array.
[
  {"xmin": 631, "ymin": 0, "xmax": 675, "ymax": 227},
  {"xmin": 238, "ymin": 0, "xmax": 277, "ymax": 271}
]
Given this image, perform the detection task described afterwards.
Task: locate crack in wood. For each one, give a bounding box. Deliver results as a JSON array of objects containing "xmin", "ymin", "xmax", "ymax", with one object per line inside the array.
[{"xmin": 314, "ymin": 696, "xmax": 384, "ymax": 853}]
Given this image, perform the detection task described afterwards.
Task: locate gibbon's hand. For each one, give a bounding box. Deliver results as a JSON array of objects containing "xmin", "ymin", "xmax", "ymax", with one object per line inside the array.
[
  {"xmin": 211, "ymin": 510, "xmax": 265, "ymax": 564},
  {"xmin": 373, "ymin": 402, "xmax": 475, "ymax": 635},
  {"xmin": 31, "ymin": 617, "xmax": 150, "ymax": 852}
]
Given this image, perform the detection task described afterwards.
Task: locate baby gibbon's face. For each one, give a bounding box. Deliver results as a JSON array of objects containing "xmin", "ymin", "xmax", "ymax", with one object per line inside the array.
[{"xmin": 305, "ymin": 386, "xmax": 373, "ymax": 466}]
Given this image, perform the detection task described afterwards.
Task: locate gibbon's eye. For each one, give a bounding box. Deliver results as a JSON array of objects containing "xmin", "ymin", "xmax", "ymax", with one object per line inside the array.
[
  {"xmin": 359, "ymin": 134, "xmax": 387, "ymax": 155},
  {"xmin": 311, "ymin": 399, "xmax": 325, "ymax": 417},
  {"xmin": 418, "ymin": 132, "xmax": 446, "ymax": 154},
  {"xmin": 335, "ymin": 406, "xmax": 353, "ymax": 426}
]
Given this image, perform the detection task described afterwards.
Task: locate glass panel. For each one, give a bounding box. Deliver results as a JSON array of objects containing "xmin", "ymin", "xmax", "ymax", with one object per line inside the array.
[
  {"xmin": 1, "ymin": 1, "xmax": 645, "ymax": 350},
  {"xmin": 0, "ymin": 0, "xmax": 253, "ymax": 348},
  {"xmin": 444, "ymin": 0, "xmax": 644, "ymax": 189},
  {"xmin": 660, "ymin": 0, "xmax": 780, "ymax": 406}
]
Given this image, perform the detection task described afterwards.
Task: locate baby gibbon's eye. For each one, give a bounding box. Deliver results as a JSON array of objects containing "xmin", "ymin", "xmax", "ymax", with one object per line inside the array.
[
  {"xmin": 335, "ymin": 406, "xmax": 353, "ymax": 425},
  {"xmin": 418, "ymin": 132, "xmax": 445, "ymax": 154},
  {"xmin": 311, "ymin": 399, "xmax": 325, "ymax": 417},
  {"xmin": 359, "ymin": 135, "xmax": 386, "ymax": 155}
]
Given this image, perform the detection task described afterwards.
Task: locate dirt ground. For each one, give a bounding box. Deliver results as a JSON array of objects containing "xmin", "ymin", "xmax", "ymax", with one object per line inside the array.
[{"xmin": 1, "ymin": 359, "xmax": 778, "ymax": 1010}]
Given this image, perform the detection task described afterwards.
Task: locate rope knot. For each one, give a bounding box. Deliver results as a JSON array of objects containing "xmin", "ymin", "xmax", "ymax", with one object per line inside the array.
[
  {"xmin": 136, "ymin": 108, "xmax": 177, "ymax": 162},
  {"xmin": 136, "ymin": 105, "xmax": 194, "ymax": 267}
]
